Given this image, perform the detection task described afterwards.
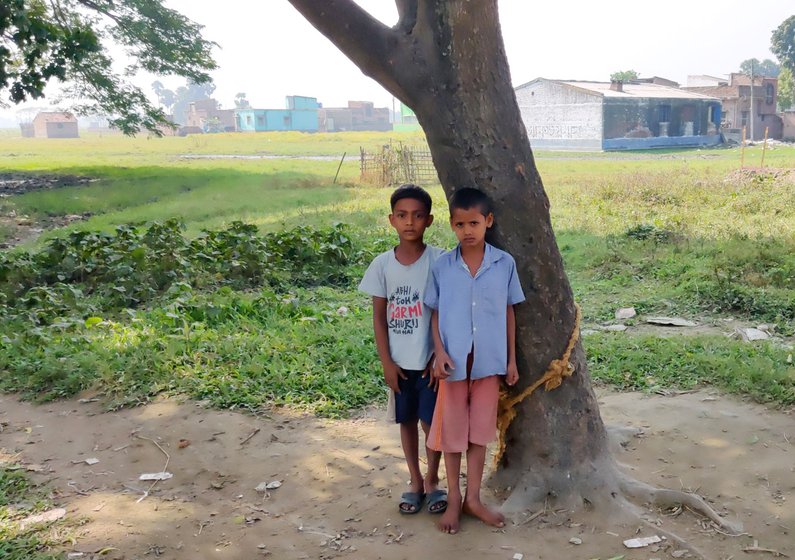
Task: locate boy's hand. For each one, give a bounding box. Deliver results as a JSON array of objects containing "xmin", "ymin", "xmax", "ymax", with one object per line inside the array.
[
  {"xmin": 506, "ymin": 361, "xmax": 519, "ymax": 386},
  {"xmin": 422, "ymin": 356, "xmax": 438, "ymax": 391},
  {"xmin": 433, "ymin": 351, "xmax": 455, "ymax": 380},
  {"xmin": 383, "ymin": 361, "xmax": 406, "ymax": 393}
]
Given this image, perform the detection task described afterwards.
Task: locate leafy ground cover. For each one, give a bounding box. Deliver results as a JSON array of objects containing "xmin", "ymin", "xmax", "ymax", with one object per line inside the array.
[
  {"xmin": 0, "ymin": 132, "xmax": 793, "ymax": 417},
  {"xmin": 0, "ymin": 465, "xmax": 71, "ymax": 560},
  {"xmin": 0, "ymin": 132, "xmax": 794, "ymax": 559}
]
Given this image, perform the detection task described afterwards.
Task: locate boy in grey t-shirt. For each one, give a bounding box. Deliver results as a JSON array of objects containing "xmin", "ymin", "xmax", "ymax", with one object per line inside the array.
[{"xmin": 359, "ymin": 184, "xmax": 447, "ymax": 515}]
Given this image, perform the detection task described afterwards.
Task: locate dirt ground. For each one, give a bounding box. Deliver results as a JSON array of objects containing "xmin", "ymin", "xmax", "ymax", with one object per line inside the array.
[{"xmin": 1, "ymin": 389, "xmax": 792, "ymax": 560}]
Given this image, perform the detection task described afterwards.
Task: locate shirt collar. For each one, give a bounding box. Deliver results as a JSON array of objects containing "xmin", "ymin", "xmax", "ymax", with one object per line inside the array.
[{"xmin": 454, "ymin": 242, "xmax": 503, "ymax": 275}]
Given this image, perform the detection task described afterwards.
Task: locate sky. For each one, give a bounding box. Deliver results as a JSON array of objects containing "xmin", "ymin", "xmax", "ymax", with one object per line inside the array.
[{"xmin": 1, "ymin": 1, "xmax": 793, "ymax": 121}]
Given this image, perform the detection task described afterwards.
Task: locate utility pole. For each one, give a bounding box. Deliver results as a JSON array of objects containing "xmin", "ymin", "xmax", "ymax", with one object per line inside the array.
[{"xmin": 749, "ymin": 59, "xmax": 755, "ymax": 141}]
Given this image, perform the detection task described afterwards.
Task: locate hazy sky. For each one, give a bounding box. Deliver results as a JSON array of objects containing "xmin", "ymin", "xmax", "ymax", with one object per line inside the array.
[{"xmin": 2, "ymin": 1, "xmax": 793, "ymax": 118}]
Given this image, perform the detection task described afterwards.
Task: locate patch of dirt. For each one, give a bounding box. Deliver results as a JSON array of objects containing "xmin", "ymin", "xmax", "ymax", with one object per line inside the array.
[
  {"xmin": 584, "ymin": 316, "xmax": 795, "ymax": 347},
  {"xmin": 0, "ymin": 172, "xmax": 95, "ymax": 248},
  {"xmin": 0, "ymin": 172, "xmax": 94, "ymax": 196},
  {"xmin": 0, "ymin": 390, "xmax": 792, "ymax": 559},
  {"xmin": 723, "ymin": 167, "xmax": 795, "ymax": 185},
  {"xmin": 0, "ymin": 212, "xmax": 90, "ymax": 248}
]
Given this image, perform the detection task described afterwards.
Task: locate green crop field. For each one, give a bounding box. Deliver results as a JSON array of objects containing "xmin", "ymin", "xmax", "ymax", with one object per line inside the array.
[{"xmin": 1, "ymin": 130, "xmax": 793, "ymax": 419}]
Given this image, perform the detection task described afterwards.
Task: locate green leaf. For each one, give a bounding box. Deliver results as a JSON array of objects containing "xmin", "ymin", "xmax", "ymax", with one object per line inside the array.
[{"xmin": 84, "ymin": 317, "xmax": 104, "ymax": 328}]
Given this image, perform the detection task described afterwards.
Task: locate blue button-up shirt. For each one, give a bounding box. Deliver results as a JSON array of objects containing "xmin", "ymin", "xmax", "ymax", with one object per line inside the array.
[{"xmin": 424, "ymin": 243, "xmax": 525, "ymax": 382}]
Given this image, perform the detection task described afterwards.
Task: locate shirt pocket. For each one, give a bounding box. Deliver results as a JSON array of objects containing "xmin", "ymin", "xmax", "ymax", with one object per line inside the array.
[{"xmin": 478, "ymin": 272, "xmax": 508, "ymax": 312}]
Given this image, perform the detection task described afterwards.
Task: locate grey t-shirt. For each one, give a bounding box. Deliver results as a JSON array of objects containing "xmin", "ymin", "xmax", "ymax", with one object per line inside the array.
[{"xmin": 359, "ymin": 245, "xmax": 445, "ymax": 370}]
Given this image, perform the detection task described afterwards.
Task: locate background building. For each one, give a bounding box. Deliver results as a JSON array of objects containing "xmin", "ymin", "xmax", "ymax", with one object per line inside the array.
[
  {"xmin": 393, "ymin": 103, "xmax": 421, "ymax": 132},
  {"xmin": 186, "ymin": 99, "xmax": 236, "ymax": 133},
  {"xmin": 685, "ymin": 74, "xmax": 782, "ymax": 140},
  {"xmin": 318, "ymin": 101, "xmax": 390, "ymax": 132},
  {"xmin": 31, "ymin": 112, "xmax": 79, "ymax": 138},
  {"xmin": 515, "ymin": 78, "xmax": 721, "ymax": 150},
  {"xmin": 236, "ymin": 95, "xmax": 319, "ymax": 132}
]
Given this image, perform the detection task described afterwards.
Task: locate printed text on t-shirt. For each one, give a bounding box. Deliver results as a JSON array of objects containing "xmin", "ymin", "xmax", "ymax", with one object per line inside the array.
[{"xmin": 388, "ymin": 285, "xmax": 422, "ymax": 334}]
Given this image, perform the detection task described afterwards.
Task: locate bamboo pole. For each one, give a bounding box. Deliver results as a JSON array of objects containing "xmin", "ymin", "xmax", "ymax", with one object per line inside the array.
[
  {"xmin": 333, "ymin": 151, "xmax": 347, "ymax": 184},
  {"xmin": 760, "ymin": 127, "xmax": 769, "ymax": 168},
  {"xmin": 740, "ymin": 126, "xmax": 747, "ymax": 169}
]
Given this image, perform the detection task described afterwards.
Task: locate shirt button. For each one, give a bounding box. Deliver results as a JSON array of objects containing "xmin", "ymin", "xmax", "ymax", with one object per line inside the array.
[
  {"xmin": 473, "ymin": 327, "xmax": 477, "ymax": 332},
  {"xmin": 472, "ymin": 301, "xmax": 476, "ymax": 306}
]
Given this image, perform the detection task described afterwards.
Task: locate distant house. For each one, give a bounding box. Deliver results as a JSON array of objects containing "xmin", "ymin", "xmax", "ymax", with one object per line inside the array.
[
  {"xmin": 634, "ymin": 76, "xmax": 680, "ymax": 88},
  {"xmin": 236, "ymin": 95, "xmax": 320, "ymax": 132},
  {"xmin": 393, "ymin": 103, "xmax": 421, "ymax": 132},
  {"xmin": 781, "ymin": 111, "xmax": 795, "ymax": 141},
  {"xmin": 514, "ymin": 78, "xmax": 721, "ymax": 150},
  {"xmin": 318, "ymin": 101, "xmax": 391, "ymax": 132},
  {"xmin": 32, "ymin": 112, "xmax": 79, "ymax": 138},
  {"xmin": 186, "ymin": 99, "xmax": 237, "ymax": 133},
  {"xmin": 684, "ymin": 73, "xmax": 782, "ymax": 140}
]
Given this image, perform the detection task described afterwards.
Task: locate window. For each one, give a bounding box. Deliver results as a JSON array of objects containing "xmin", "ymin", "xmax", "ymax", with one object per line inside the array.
[
  {"xmin": 257, "ymin": 116, "xmax": 264, "ymax": 124},
  {"xmin": 283, "ymin": 115, "xmax": 291, "ymax": 127},
  {"xmin": 659, "ymin": 104, "xmax": 671, "ymax": 122},
  {"xmin": 741, "ymin": 111, "xmax": 749, "ymax": 127},
  {"xmin": 765, "ymin": 83, "xmax": 774, "ymax": 105},
  {"xmin": 709, "ymin": 105, "xmax": 720, "ymax": 124},
  {"xmin": 246, "ymin": 116, "xmax": 252, "ymax": 125},
  {"xmin": 57, "ymin": 123, "xmax": 64, "ymax": 129}
]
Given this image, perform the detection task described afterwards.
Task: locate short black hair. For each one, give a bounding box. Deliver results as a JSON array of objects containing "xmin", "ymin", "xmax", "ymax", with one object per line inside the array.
[
  {"xmin": 390, "ymin": 184, "xmax": 432, "ymax": 213},
  {"xmin": 448, "ymin": 187, "xmax": 492, "ymax": 217}
]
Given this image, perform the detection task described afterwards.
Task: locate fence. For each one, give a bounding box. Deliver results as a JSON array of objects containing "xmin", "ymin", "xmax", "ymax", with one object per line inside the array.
[{"xmin": 360, "ymin": 143, "xmax": 437, "ymax": 186}]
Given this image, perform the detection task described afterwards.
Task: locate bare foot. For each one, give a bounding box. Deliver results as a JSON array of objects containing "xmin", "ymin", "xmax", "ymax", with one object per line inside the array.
[
  {"xmin": 437, "ymin": 493, "xmax": 462, "ymax": 534},
  {"xmin": 463, "ymin": 495, "xmax": 505, "ymax": 528},
  {"xmin": 423, "ymin": 474, "xmax": 439, "ymax": 495}
]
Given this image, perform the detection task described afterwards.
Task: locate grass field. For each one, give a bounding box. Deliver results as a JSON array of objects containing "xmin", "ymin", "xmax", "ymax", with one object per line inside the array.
[
  {"xmin": 1, "ymin": 130, "xmax": 794, "ymax": 557},
  {"xmin": 1, "ymin": 131, "xmax": 794, "ymax": 416}
]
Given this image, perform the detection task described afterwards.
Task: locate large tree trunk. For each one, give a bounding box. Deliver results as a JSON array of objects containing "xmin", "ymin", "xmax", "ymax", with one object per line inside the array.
[
  {"xmin": 288, "ymin": 0, "xmax": 611, "ymax": 511},
  {"xmin": 286, "ymin": 2, "xmax": 741, "ymax": 536}
]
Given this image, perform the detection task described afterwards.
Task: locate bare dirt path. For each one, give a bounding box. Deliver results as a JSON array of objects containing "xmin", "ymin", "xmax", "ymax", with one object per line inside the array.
[{"xmin": 1, "ymin": 389, "xmax": 792, "ymax": 560}]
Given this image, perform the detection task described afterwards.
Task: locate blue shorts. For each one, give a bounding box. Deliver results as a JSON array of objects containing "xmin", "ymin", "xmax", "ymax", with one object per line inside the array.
[{"xmin": 395, "ymin": 369, "xmax": 437, "ymax": 425}]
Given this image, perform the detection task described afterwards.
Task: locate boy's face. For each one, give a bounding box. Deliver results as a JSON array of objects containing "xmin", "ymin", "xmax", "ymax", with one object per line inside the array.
[
  {"xmin": 389, "ymin": 197, "xmax": 433, "ymax": 242},
  {"xmin": 450, "ymin": 206, "xmax": 493, "ymax": 247}
]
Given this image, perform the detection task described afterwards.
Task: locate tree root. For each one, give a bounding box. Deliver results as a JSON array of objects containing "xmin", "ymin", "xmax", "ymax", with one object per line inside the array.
[
  {"xmin": 499, "ymin": 461, "xmax": 744, "ymax": 560},
  {"xmin": 618, "ymin": 475, "xmax": 743, "ymax": 535}
]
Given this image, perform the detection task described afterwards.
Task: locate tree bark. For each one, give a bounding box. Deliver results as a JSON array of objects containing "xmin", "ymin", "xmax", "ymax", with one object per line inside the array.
[{"xmin": 288, "ymin": 0, "xmax": 616, "ymax": 511}]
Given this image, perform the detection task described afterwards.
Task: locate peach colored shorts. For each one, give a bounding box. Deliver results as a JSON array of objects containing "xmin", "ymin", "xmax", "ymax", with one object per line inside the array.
[{"xmin": 427, "ymin": 375, "xmax": 500, "ymax": 453}]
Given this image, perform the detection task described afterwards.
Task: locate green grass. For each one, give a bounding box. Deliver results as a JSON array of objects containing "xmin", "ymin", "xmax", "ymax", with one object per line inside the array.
[
  {"xmin": 0, "ymin": 467, "xmax": 68, "ymax": 560},
  {"xmin": 587, "ymin": 333, "xmax": 795, "ymax": 405},
  {"xmin": 1, "ymin": 132, "xmax": 794, "ymax": 413},
  {"xmin": 561, "ymin": 231, "xmax": 795, "ymax": 327},
  {"xmin": 0, "ymin": 287, "xmax": 382, "ymax": 415}
]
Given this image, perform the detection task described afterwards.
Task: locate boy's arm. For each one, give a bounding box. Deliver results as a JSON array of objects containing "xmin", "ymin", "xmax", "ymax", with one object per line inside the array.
[
  {"xmin": 431, "ymin": 309, "xmax": 455, "ymax": 380},
  {"xmin": 373, "ymin": 296, "xmax": 405, "ymax": 393},
  {"xmin": 506, "ymin": 304, "xmax": 519, "ymax": 386}
]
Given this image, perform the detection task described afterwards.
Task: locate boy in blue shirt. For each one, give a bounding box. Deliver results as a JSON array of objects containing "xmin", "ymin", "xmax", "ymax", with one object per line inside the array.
[
  {"xmin": 359, "ymin": 184, "xmax": 448, "ymax": 515},
  {"xmin": 425, "ymin": 187, "xmax": 525, "ymax": 534}
]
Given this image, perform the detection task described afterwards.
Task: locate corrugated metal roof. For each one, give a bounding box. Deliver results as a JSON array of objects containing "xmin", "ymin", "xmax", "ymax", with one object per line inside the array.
[
  {"xmin": 560, "ymin": 81, "xmax": 718, "ymax": 100},
  {"xmin": 34, "ymin": 111, "xmax": 77, "ymax": 123}
]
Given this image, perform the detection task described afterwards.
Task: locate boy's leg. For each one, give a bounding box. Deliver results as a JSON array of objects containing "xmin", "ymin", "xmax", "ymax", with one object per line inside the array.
[
  {"xmin": 429, "ymin": 378, "xmax": 469, "ymax": 532},
  {"xmin": 420, "ymin": 420, "xmax": 445, "ymax": 512},
  {"xmin": 462, "ymin": 374, "xmax": 504, "ymax": 527},
  {"xmin": 395, "ymin": 371, "xmax": 425, "ymax": 513},
  {"xmin": 400, "ymin": 421, "xmax": 424, "ymax": 502},
  {"xmin": 417, "ymin": 372, "xmax": 445, "ymax": 510},
  {"xmin": 438, "ymin": 451, "xmax": 463, "ymax": 533},
  {"xmin": 462, "ymin": 443, "xmax": 505, "ymax": 527}
]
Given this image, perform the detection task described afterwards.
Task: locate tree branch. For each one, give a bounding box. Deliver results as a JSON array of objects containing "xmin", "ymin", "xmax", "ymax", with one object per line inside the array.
[
  {"xmin": 395, "ymin": 0, "xmax": 417, "ymax": 33},
  {"xmin": 286, "ymin": 0, "xmax": 409, "ymax": 101},
  {"xmin": 74, "ymin": 0, "xmax": 123, "ymax": 25}
]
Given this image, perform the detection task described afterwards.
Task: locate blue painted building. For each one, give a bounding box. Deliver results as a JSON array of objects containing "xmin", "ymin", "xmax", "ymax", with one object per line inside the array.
[
  {"xmin": 515, "ymin": 79, "xmax": 722, "ymax": 151},
  {"xmin": 236, "ymin": 95, "xmax": 320, "ymax": 132}
]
